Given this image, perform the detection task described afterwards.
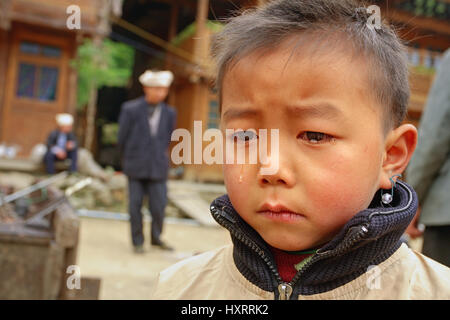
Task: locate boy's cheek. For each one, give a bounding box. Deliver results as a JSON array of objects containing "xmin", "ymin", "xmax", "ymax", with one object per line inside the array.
[
  {"xmin": 223, "ymin": 164, "xmax": 259, "ymax": 218},
  {"xmin": 223, "ymin": 164, "xmax": 245, "ymax": 202},
  {"xmin": 305, "ymin": 157, "xmax": 379, "ymax": 225}
]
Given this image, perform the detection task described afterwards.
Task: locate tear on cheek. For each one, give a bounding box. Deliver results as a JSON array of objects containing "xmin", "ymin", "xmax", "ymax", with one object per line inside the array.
[{"xmin": 223, "ymin": 165, "xmax": 245, "ymax": 190}]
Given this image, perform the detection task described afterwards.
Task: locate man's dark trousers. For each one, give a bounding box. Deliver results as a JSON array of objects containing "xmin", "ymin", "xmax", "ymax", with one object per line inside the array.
[
  {"xmin": 44, "ymin": 149, "xmax": 78, "ymax": 174},
  {"xmin": 128, "ymin": 178, "xmax": 167, "ymax": 246}
]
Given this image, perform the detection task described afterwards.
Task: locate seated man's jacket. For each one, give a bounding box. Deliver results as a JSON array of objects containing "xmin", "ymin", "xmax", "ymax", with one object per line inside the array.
[{"xmin": 46, "ymin": 130, "xmax": 77, "ymax": 154}]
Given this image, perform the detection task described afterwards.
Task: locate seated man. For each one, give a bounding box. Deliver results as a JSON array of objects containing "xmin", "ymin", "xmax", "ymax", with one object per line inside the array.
[{"xmin": 44, "ymin": 113, "xmax": 78, "ymax": 174}]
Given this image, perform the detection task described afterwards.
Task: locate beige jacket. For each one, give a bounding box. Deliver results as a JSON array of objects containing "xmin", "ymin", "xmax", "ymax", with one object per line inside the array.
[{"xmin": 152, "ymin": 243, "xmax": 450, "ymax": 300}]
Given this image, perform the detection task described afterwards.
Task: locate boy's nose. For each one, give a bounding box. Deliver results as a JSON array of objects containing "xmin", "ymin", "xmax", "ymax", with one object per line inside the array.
[
  {"xmin": 258, "ymin": 172, "xmax": 295, "ymax": 187},
  {"xmin": 257, "ymin": 155, "xmax": 296, "ymax": 188}
]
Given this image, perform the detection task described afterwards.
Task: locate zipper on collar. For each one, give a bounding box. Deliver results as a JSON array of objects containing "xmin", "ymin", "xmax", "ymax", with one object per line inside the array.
[
  {"xmin": 210, "ymin": 205, "xmax": 284, "ymax": 287},
  {"xmin": 286, "ymin": 223, "xmax": 371, "ymax": 295},
  {"xmin": 278, "ymin": 283, "xmax": 293, "ymax": 300}
]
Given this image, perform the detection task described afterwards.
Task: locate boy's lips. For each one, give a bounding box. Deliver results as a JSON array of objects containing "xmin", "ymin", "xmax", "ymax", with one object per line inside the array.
[{"xmin": 257, "ymin": 203, "xmax": 305, "ymax": 222}]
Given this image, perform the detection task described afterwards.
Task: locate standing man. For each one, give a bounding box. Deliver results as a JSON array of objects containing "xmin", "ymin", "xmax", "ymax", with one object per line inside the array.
[
  {"xmin": 118, "ymin": 70, "xmax": 177, "ymax": 253},
  {"xmin": 44, "ymin": 113, "xmax": 78, "ymax": 174}
]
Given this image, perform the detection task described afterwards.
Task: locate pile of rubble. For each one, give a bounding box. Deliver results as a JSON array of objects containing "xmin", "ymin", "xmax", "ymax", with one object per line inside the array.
[
  {"xmin": 0, "ymin": 202, "xmax": 17, "ymax": 223},
  {"xmin": 0, "ymin": 174, "xmax": 30, "ymax": 223},
  {"xmin": 54, "ymin": 172, "xmax": 128, "ymax": 211},
  {"xmin": 0, "ymin": 171, "xmax": 127, "ymax": 212},
  {"xmin": 0, "ymin": 147, "xmax": 190, "ymax": 220},
  {"xmin": 0, "ymin": 146, "xmax": 127, "ymax": 213}
]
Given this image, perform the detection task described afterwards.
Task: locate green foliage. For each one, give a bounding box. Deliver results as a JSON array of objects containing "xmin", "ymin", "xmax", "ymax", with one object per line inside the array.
[
  {"xmin": 411, "ymin": 65, "xmax": 436, "ymax": 75},
  {"xmin": 171, "ymin": 20, "xmax": 224, "ymax": 46},
  {"xmin": 412, "ymin": 0, "xmax": 449, "ymax": 18},
  {"xmin": 101, "ymin": 123, "xmax": 119, "ymax": 145},
  {"xmin": 72, "ymin": 38, "xmax": 135, "ymax": 109}
]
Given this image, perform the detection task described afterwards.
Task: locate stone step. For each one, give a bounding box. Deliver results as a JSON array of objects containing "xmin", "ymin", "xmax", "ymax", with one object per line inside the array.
[{"xmin": 167, "ymin": 181, "xmax": 221, "ymax": 227}]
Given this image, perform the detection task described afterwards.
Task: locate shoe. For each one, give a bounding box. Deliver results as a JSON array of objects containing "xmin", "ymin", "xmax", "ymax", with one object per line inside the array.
[
  {"xmin": 133, "ymin": 245, "xmax": 145, "ymax": 254},
  {"xmin": 151, "ymin": 240, "xmax": 174, "ymax": 251}
]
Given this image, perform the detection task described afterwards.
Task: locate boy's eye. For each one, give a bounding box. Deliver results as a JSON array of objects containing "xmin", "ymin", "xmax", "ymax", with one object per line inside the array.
[
  {"xmin": 231, "ymin": 130, "xmax": 258, "ymax": 142},
  {"xmin": 298, "ymin": 131, "xmax": 334, "ymax": 144}
]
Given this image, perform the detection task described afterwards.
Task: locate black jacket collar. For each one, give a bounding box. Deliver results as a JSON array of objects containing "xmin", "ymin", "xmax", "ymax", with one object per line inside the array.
[{"xmin": 210, "ymin": 181, "xmax": 418, "ymax": 298}]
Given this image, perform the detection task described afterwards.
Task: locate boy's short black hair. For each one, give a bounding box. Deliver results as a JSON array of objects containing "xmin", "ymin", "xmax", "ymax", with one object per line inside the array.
[{"xmin": 212, "ymin": 0, "xmax": 409, "ymax": 132}]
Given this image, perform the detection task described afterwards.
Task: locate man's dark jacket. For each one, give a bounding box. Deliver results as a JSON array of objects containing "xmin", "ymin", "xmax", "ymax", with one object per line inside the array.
[
  {"xmin": 118, "ymin": 96, "xmax": 177, "ymax": 180},
  {"xmin": 46, "ymin": 130, "xmax": 77, "ymax": 152}
]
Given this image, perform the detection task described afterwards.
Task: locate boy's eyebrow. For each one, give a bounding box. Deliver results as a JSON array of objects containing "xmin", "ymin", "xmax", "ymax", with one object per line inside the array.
[
  {"xmin": 286, "ymin": 103, "xmax": 344, "ymax": 120},
  {"xmin": 222, "ymin": 108, "xmax": 261, "ymax": 122},
  {"xmin": 222, "ymin": 103, "xmax": 344, "ymax": 122}
]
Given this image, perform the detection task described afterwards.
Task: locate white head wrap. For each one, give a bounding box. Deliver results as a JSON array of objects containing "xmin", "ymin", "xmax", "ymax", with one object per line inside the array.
[
  {"xmin": 56, "ymin": 113, "xmax": 74, "ymax": 126},
  {"xmin": 139, "ymin": 70, "xmax": 174, "ymax": 87}
]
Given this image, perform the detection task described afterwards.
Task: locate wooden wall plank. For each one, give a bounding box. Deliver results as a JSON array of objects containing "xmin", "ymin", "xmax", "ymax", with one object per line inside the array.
[{"xmin": 0, "ymin": 29, "xmax": 10, "ymax": 140}]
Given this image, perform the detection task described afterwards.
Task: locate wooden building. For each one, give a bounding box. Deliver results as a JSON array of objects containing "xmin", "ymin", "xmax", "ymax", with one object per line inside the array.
[{"xmin": 0, "ymin": 0, "xmax": 121, "ymax": 157}]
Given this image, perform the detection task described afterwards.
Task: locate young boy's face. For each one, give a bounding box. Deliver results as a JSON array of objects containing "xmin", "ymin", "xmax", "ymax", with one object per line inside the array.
[{"xmin": 220, "ymin": 40, "xmax": 396, "ymax": 251}]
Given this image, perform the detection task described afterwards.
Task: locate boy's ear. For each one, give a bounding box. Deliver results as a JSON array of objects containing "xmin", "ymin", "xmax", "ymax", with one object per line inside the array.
[{"xmin": 379, "ymin": 124, "xmax": 418, "ymax": 189}]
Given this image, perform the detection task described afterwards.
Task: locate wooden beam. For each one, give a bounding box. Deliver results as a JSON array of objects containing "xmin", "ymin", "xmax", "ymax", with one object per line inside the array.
[
  {"xmin": 0, "ymin": 29, "xmax": 9, "ymax": 140},
  {"xmin": 165, "ymin": 2, "xmax": 179, "ymax": 70},
  {"xmin": 193, "ymin": 0, "xmax": 209, "ymax": 65},
  {"xmin": 190, "ymin": 0, "xmax": 210, "ymax": 163},
  {"xmin": 168, "ymin": 2, "xmax": 179, "ymax": 42},
  {"xmin": 386, "ymin": 10, "xmax": 450, "ymax": 36},
  {"xmin": 0, "ymin": 0, "xmax": 12, "ymax": 30}
]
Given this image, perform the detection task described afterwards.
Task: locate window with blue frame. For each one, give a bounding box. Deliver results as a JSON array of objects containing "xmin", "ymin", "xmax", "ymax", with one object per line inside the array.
[
  {"xmin": 16, "ymin": 64, "xmax": 59, "ymax": 101},
  {"xmin": 19, "ymin": 41, "xmax": 61, "ymax": 58},
  {"xmin": 16, "ymin": 41, "xmax": 61, "ymax": 102}
]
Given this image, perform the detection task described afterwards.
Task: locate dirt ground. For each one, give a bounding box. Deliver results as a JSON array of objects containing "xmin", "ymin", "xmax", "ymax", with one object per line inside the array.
[{"xmin": 77, "ymin": 217, "xmax": 230, "ymax": 299}]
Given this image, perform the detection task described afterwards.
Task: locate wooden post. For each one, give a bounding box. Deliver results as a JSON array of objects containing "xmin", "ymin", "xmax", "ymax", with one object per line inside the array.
[
  {"xmin": 84, "ymin": 36, "xmax": 101, "ymax": 152},
  {"xmin": 165, "ymin": 2, "xmax": 179, "ymax": 76},
  {"xmin": 0, "ymin": 0, "xmax": 12, "ymax": 30},
  {"xmin": 0, "ymin": 29, "xmax": 9, "ymax": 140},
  {"xmin": 193, "ymin": 0, "xmax": 209, "ymax": 66},
  {"xmin": 168, "ymin": 3, "xmax": 179, "ymax": 42},
  {"xmin": 0, "ymin": 0, "xmax": 11, "ymax": 140},
  {"xmin": 185, "ymin": 0, "xmax": 210, "ymax": 181},
  {"xmin": 84, "ymin": 0, "xmax": 112, "ymax": 152},
  {"xmin": 192, "ymin": 0, "xmax": 210, "ymax": 122}
]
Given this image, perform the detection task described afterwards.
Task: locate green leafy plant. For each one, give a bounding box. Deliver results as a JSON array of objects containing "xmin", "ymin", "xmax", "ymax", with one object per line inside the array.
[
  {"xmin": 171, "ymin": 20, "xmax": 224, "ymax": 47},
  {"xmin": 411, "ymin": 65, "xmax": 436, "ymax": 75},
  {"xmin": 101, "ymin": 123, "xmax": 119, "ymax": 145},
  {"xmin": 72, "ymin": 38, "xmax": 135, "ymax": 109}
]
